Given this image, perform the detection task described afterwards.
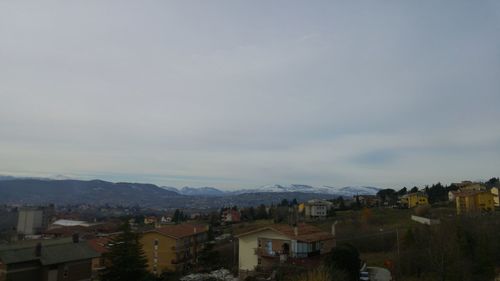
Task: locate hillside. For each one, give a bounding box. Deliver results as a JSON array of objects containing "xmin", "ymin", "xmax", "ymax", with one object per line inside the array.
[{"xmin": 0, "ymin": 179, "xmax": 181, "ymax": 207}]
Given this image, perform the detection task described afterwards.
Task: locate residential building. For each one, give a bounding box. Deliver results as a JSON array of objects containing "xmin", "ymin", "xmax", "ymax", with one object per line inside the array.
[
  {"xmin": 449, "ymin": 183, "xmax": 486, "ymax": 202},
  {"xmin": 87, "ymin": 237, "xmax": 112, "ymax": 279},
  {"xmin": 491, "ymin": 187, "xmax": 499, "ymax": 208},
  {"xmin": 144, "ymin": 216, "xmax": 158, "ymax": 225},
  {"xmin": 0, "ymin": 237, "xmax": 98, "ymax": 281},
  {"xmin": 221, "ymin": 209, "xmax": 241, "ymax": 224},
  {"xmin": 303, "ymin": 200, "xmax": 333, "ymax": 219},
  {"xmin": 140, "ymin": 224, "xmax": 208, "ymax": 275},
  {"xmin": 455, "ymin": 190, "xmax": 495, "ymax": 215},
  {"xmin": 159, "ymin": 216, "xmax": 172, "ymax": 224},
  {"xmin": 400, "ymin": 192, "xmax": 429, "ymax": 208},
  {"xmin": 236, "ymin": 223, "xmax": 335, "ymax": 278},
  {"xmin": 16, "ymin": 205, "xmax": 54, "ymax": 236},
  {"xmin": 357, "ymin": 195, "xmax": 380, "ymax": 207}
]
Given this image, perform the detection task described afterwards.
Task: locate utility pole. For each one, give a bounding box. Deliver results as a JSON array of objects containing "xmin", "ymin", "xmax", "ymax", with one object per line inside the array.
[{"xmin": 396, "ymin": 227, "xmax": 401, "ymax": 280}]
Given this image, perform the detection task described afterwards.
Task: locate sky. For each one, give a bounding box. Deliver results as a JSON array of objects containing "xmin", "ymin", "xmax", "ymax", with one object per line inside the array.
[{"xmin": 1, "ymin": 1, "xmax": 499, "ymax": 190}]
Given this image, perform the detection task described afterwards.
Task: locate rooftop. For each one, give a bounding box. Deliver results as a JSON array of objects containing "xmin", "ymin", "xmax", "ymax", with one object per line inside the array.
[
  {"xmin": 235, "ymin": 223, "xmax": 334, "ymax": 243},
  {"xmin": 0, "ymin": 238, "xmax": 99, "ymax": 265},
  {"xmin": 146, "ymin": 224, "xmax": 208, "ymax": 239}
]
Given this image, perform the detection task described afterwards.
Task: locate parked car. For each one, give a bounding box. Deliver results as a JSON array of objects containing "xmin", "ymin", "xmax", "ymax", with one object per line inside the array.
[{"xmin": 360, "ymin": 271, "xmax": 370, "ymax": 281}]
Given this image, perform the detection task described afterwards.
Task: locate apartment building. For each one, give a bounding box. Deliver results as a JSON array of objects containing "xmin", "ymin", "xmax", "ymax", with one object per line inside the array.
[
  {"xmin": 16, "ymin": 205, "xmax": 55, "ymax": 236},
  {"xmin": 301, "ymin": 199, "xmax": 333, "ymax": 219},
  {"xmin": 0, "ymin": 237, "xmax": 98, "ymax": 281},
  {"xmin": 400, "ymin": 192, "xmax": 429, "ymax": 208},
  {"xmin": 455, "ymin": 190, "xmax": 495, "ymax": 215},
  {"xmin": 140, "ymin": 224, "xmax": 208, "ymax": 275}
]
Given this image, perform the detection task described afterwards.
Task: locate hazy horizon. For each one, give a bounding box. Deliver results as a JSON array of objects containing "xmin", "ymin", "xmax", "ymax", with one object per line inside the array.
[{"xmin": 1, "ymin": 1, "xmax": 499, "ymax": 190}]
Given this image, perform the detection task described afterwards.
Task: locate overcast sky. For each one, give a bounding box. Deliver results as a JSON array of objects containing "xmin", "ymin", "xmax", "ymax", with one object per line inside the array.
[{"xmin": 1, "ymin": 1, "xmax": 499, "ymax": 190}]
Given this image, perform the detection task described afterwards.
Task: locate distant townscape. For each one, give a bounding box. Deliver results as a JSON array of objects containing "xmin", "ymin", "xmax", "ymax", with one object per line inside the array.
[{"xmin": 0, "ymin": 176, "xmax": 499, "ymax": 281}]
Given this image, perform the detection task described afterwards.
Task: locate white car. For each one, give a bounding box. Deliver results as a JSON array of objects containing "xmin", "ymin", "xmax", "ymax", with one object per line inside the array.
[{"xmin": 360, "ymin": 271, "xmax": 370, "ymax": 281}]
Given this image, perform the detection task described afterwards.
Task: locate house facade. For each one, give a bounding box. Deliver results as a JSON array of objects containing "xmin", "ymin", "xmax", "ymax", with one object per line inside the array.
[
  {"xmin": 236, "ymin": 223, "xmax": 335, "ymax": 278},
  {"xmin": 491, "ymin": 187, "xmax": 499, "ymax": 208},
  {"xmin": 303, "ymin": 200, "xmax": 332, "ymax": 219},
  {"xmin": 400, "ymin": 192, "xmax": 429, "ymax": 208},
  {"xmin": 221, "ymin": 209, "xmax": 241, "ymax": 224},
  {"xmin": 455, "ymin": 191, "xmax": 495, "ymax": 215},
  {"xmin": 140, "ymin": 224, "xmax": 208, "ymax": 276}
]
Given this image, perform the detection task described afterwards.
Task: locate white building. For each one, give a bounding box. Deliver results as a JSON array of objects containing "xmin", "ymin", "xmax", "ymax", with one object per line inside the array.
[
  {"xmin": 304, "ymin": 199, "xmax": 332, "ymax": 218},
  {"xmin": 16, "ymin": 206, "xmax": 54, "ymax": 235}
]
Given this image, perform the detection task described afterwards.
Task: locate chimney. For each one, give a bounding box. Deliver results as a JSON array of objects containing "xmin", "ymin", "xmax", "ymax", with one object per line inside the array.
[
  {"xmin": 35, "ymin": 243, "xmax": 42, "ymax": 257},
  {"xmin": 72, "ymin": 233, "xmax": 79, "ymax": 243},
  {"xmin": 293, "ymin": 226, "xmax": 298, "ymax": 237}
]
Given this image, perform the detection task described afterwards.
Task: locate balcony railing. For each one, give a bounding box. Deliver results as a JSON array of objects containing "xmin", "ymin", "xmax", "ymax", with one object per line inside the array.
[{"xmin": 254, "ymin": 248, "xmax": 320, "ymax": 259}]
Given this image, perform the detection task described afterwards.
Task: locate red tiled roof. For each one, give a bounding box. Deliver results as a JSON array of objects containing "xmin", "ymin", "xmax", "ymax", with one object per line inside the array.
[
  {"xmin": 87, "ymin": 237, "xmax": 112, "ymax": 254},
  {"xmin": 236, "ymin": 223, "xmax": 334, "ymax": 243},
  {"xmin": 148, "ymin": 224, "xmax": 208, "ymax": 239}
]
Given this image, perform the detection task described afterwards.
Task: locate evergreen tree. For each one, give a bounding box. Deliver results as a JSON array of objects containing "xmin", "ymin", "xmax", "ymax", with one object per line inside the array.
[
  {"xmin": 101, "ymin": 222, "xmax": 151, "ymax": 281},
  {"xmin": 397, "ymin": 187, "xmax": 408, "ymax": 196},
  {"xmin": 256, "ymin": 204, "xmax": 268, "ymax": 220},
  {"xmin": 173, "ymin": 209, "xmax": 183, "ymax": 224}
]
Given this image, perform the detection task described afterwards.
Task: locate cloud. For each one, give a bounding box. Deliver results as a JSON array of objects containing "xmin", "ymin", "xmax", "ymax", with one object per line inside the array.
[{"xmin": 0, "ymin": 0, "xmax": 499, "ymax": 189}]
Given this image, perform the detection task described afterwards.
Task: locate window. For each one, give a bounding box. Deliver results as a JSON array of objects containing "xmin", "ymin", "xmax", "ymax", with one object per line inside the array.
[{"xmin": 154, "ymin": 239, "xmax": 159, "ymax": 246}]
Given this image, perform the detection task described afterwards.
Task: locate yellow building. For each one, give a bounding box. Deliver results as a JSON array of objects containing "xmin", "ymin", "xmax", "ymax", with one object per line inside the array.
[
  {"xmin": 400, "ymin": 192, "xmax": 429, "ymax": 208},
  {"xmin": 140, "ymin": 224, "xmax": 208, "ymax": 276},
  {"xmin": 455, "ymin": 191, "xmax": 495, "ymax": 215},
  {"xmin": 491, "ymin": 187, "xmax": 499, "ymax": 208}
]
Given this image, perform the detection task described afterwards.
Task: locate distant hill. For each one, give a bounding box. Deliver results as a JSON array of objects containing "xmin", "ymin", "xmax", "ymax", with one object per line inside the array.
[
  {"xmin": 0, "ymin": 177, "xmax": 380, "ymax": 208},
  {"xmin": 0, "ymin": 179, "xmax": 181, "ymax": 207},
  {"xmin": 180, "ymin": 186, "xmax": 226, "ymax": 196}
]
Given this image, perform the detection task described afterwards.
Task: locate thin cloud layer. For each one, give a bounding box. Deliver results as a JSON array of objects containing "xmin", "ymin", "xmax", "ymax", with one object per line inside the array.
[{"xmin": 1, "ymin": 1, "xmax": 499, "ymax": 189}]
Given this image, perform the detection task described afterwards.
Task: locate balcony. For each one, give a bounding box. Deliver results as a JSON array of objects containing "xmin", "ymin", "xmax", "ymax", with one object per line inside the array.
[
  {"xmin": 255, "ymin": 248, "xmax": 283, "ymax": 258},
  {"xmin": 254, "ymin": 248, "xmax": 320, "ymax": 259}
]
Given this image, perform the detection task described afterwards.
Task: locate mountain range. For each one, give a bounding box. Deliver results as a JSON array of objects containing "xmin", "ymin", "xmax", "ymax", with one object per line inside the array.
[
  {"xmin": 0, "ymin": 176, "xmax": 381, "ymax": 208},
  {"xmin": 162, "ymin": 184, "xmax": 380, "ymax": 197}
]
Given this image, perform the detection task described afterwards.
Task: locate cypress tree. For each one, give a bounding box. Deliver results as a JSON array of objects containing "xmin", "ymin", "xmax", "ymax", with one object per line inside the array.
[{"xmin": 101, "ymin": 221, "xmax": 151, "ymax": 281}]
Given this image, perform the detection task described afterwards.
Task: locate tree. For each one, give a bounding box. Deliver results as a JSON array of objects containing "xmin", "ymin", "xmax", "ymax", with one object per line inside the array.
[
  {"xmin": 324, "ymin": 244, "xmax": 360, "ymax": 281},
  {"xmin": 256, "ymin": 204, "xmax": 268, "ymax": 220},
  {"xmin": 336, "ymin": 196, "xmax": 346, "ymax": 210},
  {"xmin": 279, "ymin": 199, "xmax": 290, "ymax": 207},
  {"xmin": 397, "ymin": 187, "xmax": 407, "ymax": 196},
  {"xmin": 410, "ymin": 186, "xmax": 419, "ymax": 193},
  {"xmin": 486, "ymin": 177, "xmax": 499, "ymax": 187},
  {"xmin": 377, "ymin": 189, "xmax": 397, "ymax": 205},
  {"xmin": 101, "ymin": 222, "xmax": 151, "ymax": 281}
]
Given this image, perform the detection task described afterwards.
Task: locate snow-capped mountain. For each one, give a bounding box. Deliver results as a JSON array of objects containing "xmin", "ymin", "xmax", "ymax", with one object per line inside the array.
[
  {"xmin": 180, "ymin": 186, "xmax": 226, "ymax": 196},
  {"xmin": 161, "ymin": 186, "xmax": 181, "ymax": 193},
  {"xmin": 233, "ymin": 184, "xmax": 381, "ymax": 196},
  {"xmin": 161, "ymin": 184, "xmax": 380, "ymax": 197}
]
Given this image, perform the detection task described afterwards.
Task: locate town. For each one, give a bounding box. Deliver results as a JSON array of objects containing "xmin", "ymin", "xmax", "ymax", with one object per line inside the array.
[
  {"xmin": 1, "ymin": 178, "xmax": 499, "ymax": 281},
  {"xmin": 1, "ymin": 1, "xmax": 499, "ymax": 280}
]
